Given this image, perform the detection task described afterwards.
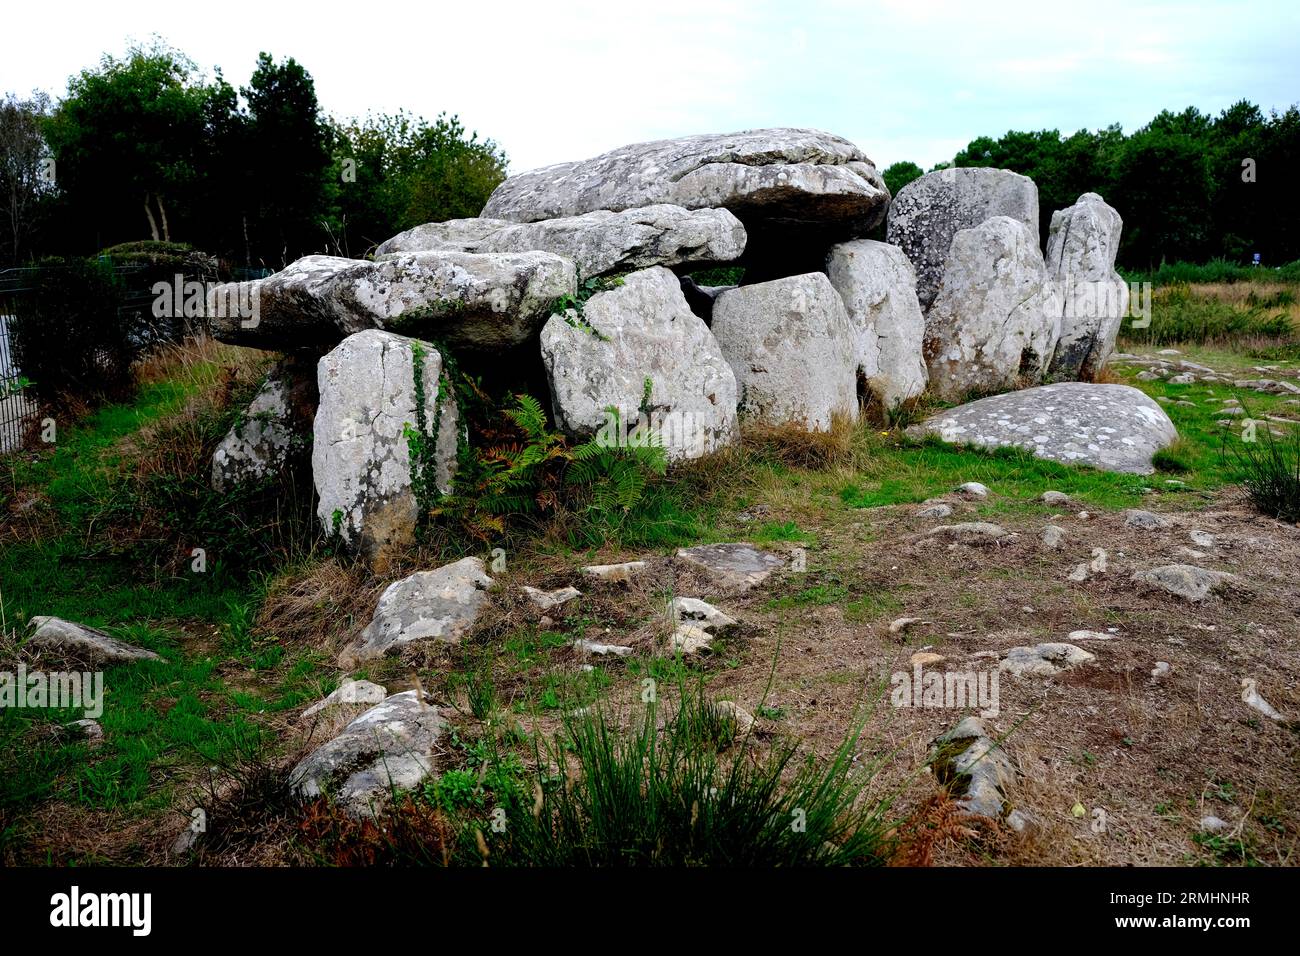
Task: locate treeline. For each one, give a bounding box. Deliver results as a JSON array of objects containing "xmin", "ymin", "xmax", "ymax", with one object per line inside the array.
[
  {"xmin": 883, "ymin": 101, "xmax": 1300, "ymax": 271},
  {"xmin": 2, "ymin": 43, "xmax": 1297, "ymax": 274},
  {"xmin": 0, "ymin": 42, "xmax": 506, "ymax": 269}
]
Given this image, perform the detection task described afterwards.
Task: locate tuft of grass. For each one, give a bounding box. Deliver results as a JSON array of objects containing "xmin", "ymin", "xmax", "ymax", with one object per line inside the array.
[
  {"xmin": 1226, "ymin": 405, "xmax": 1300, "ymax": 522},
  {"xmin": 1152, "ymin": 439, "xmax": 1195, "ymax": 474},
  {"xmin": 741, "ymin": 411, "xmax": 859, "ymax": 469},
  {"xmin": 460, "ymin": 681, "xmax": 894, "ymax": 866}
]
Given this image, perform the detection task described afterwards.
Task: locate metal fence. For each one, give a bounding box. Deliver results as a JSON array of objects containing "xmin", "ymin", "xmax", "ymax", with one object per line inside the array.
[
  {"xmin": 0, "ymin": 310, "xmax": 36, "ymax": 453},
  {"xmin": 0, "ymin": 259, "xmax": 268, "ymax": 454}
]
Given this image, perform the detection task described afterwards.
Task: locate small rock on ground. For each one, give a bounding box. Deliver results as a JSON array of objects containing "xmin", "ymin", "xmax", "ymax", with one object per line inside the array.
[
  {"xmin": 25, "ymin": 616, "xmax": 161, "ymax": 665},
  {"xmin": 1000, "ymin": 642, "xmax": 1095, "ymax": 677},
  {"xmin": 581, "ymin": 561, "xmax": 648, "ymax": 582},
  {"xmin": 676, "ymin": 543, "xmax": 786, "ymax": 591},
  {"xmin": 1124, "ymin": 509, "xmax": 1171, "ymax": 530},
  {"xmin": 915, "ymin": 503, "xmax": 953, "ymax": 519},
  {"xmin": 1131, "ymin": 564, "xmax": 1237, "ymax": 601},
  {"xmin": 928, "ymin": 522, "xmax": 1011, "ymax": 544},
  {"xmin": 522, "ymin": 585, "xmax": 583, "ymax": 609}
]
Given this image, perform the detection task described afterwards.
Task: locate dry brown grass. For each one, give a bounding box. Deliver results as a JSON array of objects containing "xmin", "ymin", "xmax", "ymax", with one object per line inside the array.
[
  {"xmin": 256, "ymin": 559, "xmax": 381, "ymax": 656},
  {"xmin": 741, "ymin": 409, "xmax": 862, "ymax": 469},
  {"xmin": 1189, "ymin": 282, "xmax": 1300, "ymax": 326},
  {"xmin": 133, "ymin": 335, "xmax": 272, "ymax": 389}
]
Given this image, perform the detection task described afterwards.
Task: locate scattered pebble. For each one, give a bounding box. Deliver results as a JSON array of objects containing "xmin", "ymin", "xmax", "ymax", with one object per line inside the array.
[
  {"xmin": 1241, "ymin": 678, "xmax": 1285, "ymax": 721},
  {"xmin": 1125, "ymin": 509, "xmax": 1171, "ymax": 530},
  {"xmin": 915, "ymin": 502, "xmax": 953, "ymax": 519}
]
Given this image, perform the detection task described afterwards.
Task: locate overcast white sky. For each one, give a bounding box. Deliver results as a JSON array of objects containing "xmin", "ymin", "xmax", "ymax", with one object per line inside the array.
[{"xmin": 3, "ymin": 0, "xmax": 1297, "ymax": 173}]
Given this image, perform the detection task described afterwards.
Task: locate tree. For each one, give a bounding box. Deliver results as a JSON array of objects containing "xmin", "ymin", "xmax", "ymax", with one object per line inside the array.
[
  {"xmin": 241, "ymin": 53, "xmax": 332, "ymax": 266},
  {"xmin": 43, "ymin": 42, "xmax": 215, "ymax": 251},
  {"xmin": 881, "ymin": 160, "xmax": 924, "ymax": 199},
  {"xmin": 330, "ymin": 111, "xmax": 507, "ymax": 255},
  {"xmin": 0, "ymin": 91, "xmax": 53, "ymax": 266},
  {"xmin": 1111, "ymin": 124, "xmax": 1213, "ymax": 266}
]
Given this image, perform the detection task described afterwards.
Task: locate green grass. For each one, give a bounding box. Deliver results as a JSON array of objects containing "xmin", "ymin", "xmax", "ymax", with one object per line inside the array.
[
  {"xmin": 452, "ymin": 681, "xmax": 894, "ymax": 866},
  {"xmin": 767, "ymin": 581, "xmax": 850, "ymax": 610},
  {"xmin": 0, "ymin": 354, "xmax": 333, "ymax": 836},
  {"xmin": 837, "ymin": 438, "xmax": 1152, "ymax": 512},
  {"xmin": 4, "ymin": 377, "xmax": 207, "ymax": 524},
  {"xmin": 0, "ymin": 640, "xmax": 267, "ymax": 813},
  {"xmin": 1120, "ymin": 257, "xmax": 1300, "ymax": 286}
]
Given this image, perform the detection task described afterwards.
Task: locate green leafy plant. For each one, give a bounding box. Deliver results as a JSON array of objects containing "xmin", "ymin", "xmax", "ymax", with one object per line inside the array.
[
  {"xmin": 551, "ymin": 275, "xmax": 625, "ymax": 340},
  {"xmin": 567, "ymin": 406, "xmax": 668, "ymax": 523}
]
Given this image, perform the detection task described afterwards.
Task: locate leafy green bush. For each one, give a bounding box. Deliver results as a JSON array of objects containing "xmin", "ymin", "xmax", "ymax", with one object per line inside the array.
[{"xmin": 8, "ymin": 257, "xmax": 140, "ymax": 403}]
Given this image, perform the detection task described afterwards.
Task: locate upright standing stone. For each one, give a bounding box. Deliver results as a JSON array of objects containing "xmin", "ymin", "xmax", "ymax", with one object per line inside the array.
[
  {"xmin": 211, "ymin": 356, "xmax": 317, "ymax": 491},
  {"xmin": 825, "ymin": 239, "xmax": 928, "ymax": 409},
  {"xmin": 923, "ymin": 217, "xmax": 1059, "ymax": 401},
  {"xmin": 1044, "ymin": 193, "xmax": 1129, "ymax": 381},
  {"xmin": 712, "ymin": 273, "xmax": 859, "ymax": 429},
  {"xmin": 312, "ymin": 329, "xmax": 459, "ymax": 570},
  {"xmin": 886, "ymin": 167, "xmax": 1040, "ymax": 311},
  {"xmin": 539, "ymin": 267, "xmax": 738, "ymax": 461}
]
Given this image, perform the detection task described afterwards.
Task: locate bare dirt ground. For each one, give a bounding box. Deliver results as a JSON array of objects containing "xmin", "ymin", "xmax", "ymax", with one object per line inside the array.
[{"xmin": 445, "ymin": 483, "xmax": 1300, "ymax": 867}]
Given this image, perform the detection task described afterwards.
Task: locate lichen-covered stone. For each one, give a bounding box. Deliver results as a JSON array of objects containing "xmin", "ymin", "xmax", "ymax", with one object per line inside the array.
[
  {"xmin": 922, "ymin": 217, "xmax": 1059, "ymax": 401},
  {"xmin": 211, "ymin": 357, "xmax": 316, "ymax": 492},
  {"xmin": 886, "ymin": 166, "xmax": 1040, "ymax": 311},
  {"xmin": 1044, "ymin": 193, "xmax": 1129, "ymax": 381},
  {"xmin": 908, "ymin": 383, "xmax": 1177, "ymax": 475},
  {"xmin": 377, "ymin": 205, "xmax": 745, "ymax": 281},
  {"xmin": 825, "ymin": 239, "xmax": 928, "ymax": 408},
  {"xmin": 312, "ymin": 330, "xmax": 459, "ymax": 570},
  {"xmin": 676, "ymin": 543, "xmax": 787, "ymax": 591},
  {"xmin": 482, "ymin": 128, "xmax": 890, "ymax": 279},
  {"xmin": 207, "ymin": 251, "xmax": 575, "ymax": 352},
  {"xmin": 339, "ymin": 558, "xmax": 491, "ymax": 667},
  {"xmin": 289, "ymin": 691, "xmax": 445, "ymax": 819}
]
